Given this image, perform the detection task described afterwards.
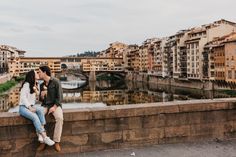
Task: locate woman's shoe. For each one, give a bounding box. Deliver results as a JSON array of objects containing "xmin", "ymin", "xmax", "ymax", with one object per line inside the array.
[
  {"xmin": 44, "ymin": 137, "xmax": 55, "ymax": 146},
  {"xmin": 37, "ymin": 133, "xmax": 44, "ymax": 143}
]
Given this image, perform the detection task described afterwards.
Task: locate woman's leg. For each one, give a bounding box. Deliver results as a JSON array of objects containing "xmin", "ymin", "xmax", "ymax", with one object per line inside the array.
[
  {"xmin": 35, "ymin": 106, "xmax": 46, "ymax": 126},
  {"xmin": 19, "ymin": 106, "xmax": 55, "ymax": 146},
  {"xmin": 19, "ymin": 105, "xmax": 45, "ymax": 133}
]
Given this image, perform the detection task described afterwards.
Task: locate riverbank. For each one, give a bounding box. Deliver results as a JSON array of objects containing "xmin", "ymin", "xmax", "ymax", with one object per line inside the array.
[
  {"xmin": 0, "ymin": 76, "xmax": 24, "ymax": 94},
  {"xmin": 126, "ymin": 72, "xmax": 231, "ymax": 91},
  {"xmin": 0, "ymin": 80, "xmax": 18, "ymax": 93}
]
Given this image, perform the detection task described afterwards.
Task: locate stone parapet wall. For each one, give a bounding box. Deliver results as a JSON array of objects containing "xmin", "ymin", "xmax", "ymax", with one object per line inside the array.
[{"xmin": 1, "ymin": 99, "xmax": 236, "ymax": 156}]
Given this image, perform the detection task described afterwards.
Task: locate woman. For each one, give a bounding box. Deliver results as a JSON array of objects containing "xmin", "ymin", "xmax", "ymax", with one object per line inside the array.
[{"xmin": 19, "ymin": 70, "xmax": 54, "ymax": 146}]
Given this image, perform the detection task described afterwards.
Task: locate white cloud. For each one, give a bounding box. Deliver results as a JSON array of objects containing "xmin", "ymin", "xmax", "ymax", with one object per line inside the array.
[{"xmin": 0, "ymin": 0, "xmax": 235, "ymax": 57}]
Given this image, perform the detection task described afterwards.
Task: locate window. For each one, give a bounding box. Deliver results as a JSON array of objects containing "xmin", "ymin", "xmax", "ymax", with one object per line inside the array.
[{"xmin": 228, "ymin": 70, "xmax": 232, "ymax": 79}]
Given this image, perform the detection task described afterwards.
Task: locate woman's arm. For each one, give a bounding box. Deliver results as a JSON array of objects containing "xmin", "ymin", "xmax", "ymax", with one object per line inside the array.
[{"xmin": 20, "ymin": 83, "xmax": 32, "ymax": 108}]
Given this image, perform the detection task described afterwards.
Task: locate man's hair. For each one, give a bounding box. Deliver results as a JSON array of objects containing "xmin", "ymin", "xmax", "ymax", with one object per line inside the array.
[{"xmin": 39, "ymin": 65, "xmax": 51, "ymax": 76}]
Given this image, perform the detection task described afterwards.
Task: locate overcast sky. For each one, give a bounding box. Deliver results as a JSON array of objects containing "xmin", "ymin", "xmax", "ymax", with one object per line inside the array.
[{"xmin": 0, "ymin": 0, "xmax": 235, "ymax": 57}]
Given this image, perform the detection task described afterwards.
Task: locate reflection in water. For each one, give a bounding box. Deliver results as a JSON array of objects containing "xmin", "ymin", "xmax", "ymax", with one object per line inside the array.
[
  {"xmin": 1, "ymin": 80, "xmax": 236, "ymax": 112},
  {"xmin": 0, "ymin": 86, "xmax": 20, "ymax": 112}
]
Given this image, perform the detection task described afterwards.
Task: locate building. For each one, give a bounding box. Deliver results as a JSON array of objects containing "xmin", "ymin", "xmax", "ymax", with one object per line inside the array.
[
  {"xmin": 81, "ymin": 58, "xmax": 124, "ymax": 72},
  {"xmin": 164, "ymin": 35, "xmax": 176, "ymax": 78},
  {"xmin": 0, "ymin": 45, "xmax": 25, "ymax": 74},
  {"xmin": 185, "ymin": 19, "xmax": 236, "ymax": 80},
  {"xmin": 98, "ymin": 42, "xmax": 128, "ymax": 58},
  {"xmin": 138, "ymin": 38, "xmax": 159, "ymax": 73},
  {"xmin": 212, "ymin": 33, "xmax": 236, "ymax": 83},
  {"xmin": 151, "ymin": 38, "xmax": 168, "ymax": 77},
  {"xmin": 172, "ymin": 30, "xmax": 189, "ymax": 79},
  {"xmin": 8, "ymin": 57, "xmax": 61, "ymax": 77},
  {"xmin": 123, "ymin": 45, "xmax": 139, "ymax": 72}
]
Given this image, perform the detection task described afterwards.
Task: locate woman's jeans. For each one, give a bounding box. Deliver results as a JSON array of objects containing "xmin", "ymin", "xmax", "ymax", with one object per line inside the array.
[{"xmin": 19, "ymin": 105, "xmax": 46, "ymax": 133}]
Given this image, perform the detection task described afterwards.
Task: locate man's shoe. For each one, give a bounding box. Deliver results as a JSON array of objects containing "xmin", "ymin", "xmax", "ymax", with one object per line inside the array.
[
  {"xmin": 37, "ymin": 143, "xmax": 46, "ymax": 151},
  {"xmin": 54, "ymin": 143, "xmax": 61, "ymax": 152},
  {"xmin": 44, "ymin": 137, "xmax": 55, "ymax": 146}
]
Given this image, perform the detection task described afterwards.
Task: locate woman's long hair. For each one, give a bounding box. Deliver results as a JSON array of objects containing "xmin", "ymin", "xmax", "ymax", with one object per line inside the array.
[{"xmin": 20, "ymin": 70, "xmax": 36, "ymax": 94}]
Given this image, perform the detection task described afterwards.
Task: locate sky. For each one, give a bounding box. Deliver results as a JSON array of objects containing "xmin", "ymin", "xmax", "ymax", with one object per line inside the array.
[{"xmin": 0, "ymin": 0, "xmax": 235, "ymax": 57}]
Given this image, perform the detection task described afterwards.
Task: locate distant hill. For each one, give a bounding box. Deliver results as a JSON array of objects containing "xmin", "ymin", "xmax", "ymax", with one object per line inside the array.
[{"xmin": 66, "ymin": 51, "xmax": 99, "ymax": 57}]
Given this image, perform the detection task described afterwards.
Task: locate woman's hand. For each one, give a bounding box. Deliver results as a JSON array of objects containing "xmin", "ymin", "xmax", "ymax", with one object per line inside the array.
[{"xmin": 28, "ymin": 106, "xmax": 36, "ymax": 112}]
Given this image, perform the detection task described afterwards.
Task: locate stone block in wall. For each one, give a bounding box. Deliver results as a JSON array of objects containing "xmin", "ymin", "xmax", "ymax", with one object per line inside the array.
[
  {"xmin": 101, "ymin": 131, "xmax": 122, "ymax": 143},
  {"xmin": 0, "ymin": 114, "xmax": 30, "ymax": 127},
  {"xmin": 228, "ymin": 102, "xmax": 236, "ymax": 109},
  {"xmin": 164, "ymin": 125, "xmax": 190, "ymax": 138},
  {"xmin": 0, "ymin": 125, "xmax": 35, "ymax": 141},
  {"xmin": 128, "ymin": 117, "xmax": 143, "ymax": 129},
  {"xmin": 190, "ymin": 123, "xmax": 225, "ymax": 138},
  {"xmin": 64, "ymin": 110, "xmax": 93, "ymax": 121},
  {"xmin": 62, "ymin": 121, "xmax": 72, "ymax": 135},
  {"xmin": 104, "ymin": 117, "xmax": 142, "ymax": 132},
  {"xmin": 143, "ymin": 114, "xmax": 165, "ymax": 128},
  {"xmin": 165, "ymin": 113, "xmax": 190, "ymax": 126},
  {"xmin": 62, "ymin": 134, "xmax": 88, "ymax": 146},
  {"xmin": 123, "ymin": 128, "xmax": 164, "ymax": 142},
  {"xmin": 72, "ymin": 120, "xmax": 104, "ymax": 134},
  {"xmin": 104, "ymin": 119, "xmax": 120, "ymax": 132},
  {"xmin": 0, "ymin": 140, "xmax": 13, "ymax": 152},
  {"xmin": 227, "ymin": 109, "xmax": 236, "ymax": 121},
  {"xmin": 87, "ymin": 133, "xmax": 102, "ymax": 145},
  {"xmin": 178, "ymin": 102, "xmax": 229, "ymax": 113},
  {"xmin": 92, "ymin": 109, "xmax": 116, "ymax": 119}
]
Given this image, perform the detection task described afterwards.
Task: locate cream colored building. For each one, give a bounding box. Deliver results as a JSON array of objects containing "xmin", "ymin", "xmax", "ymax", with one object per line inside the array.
[
  {"xmin": 186, "ymin": 19, "xmax": 236, "ymax": 80},
  {"xmin": 98, "ymin": 42, "xmax": 128, "ymax": 58},
  {"xmin": 0, "ymin": 45, "xmax": 25, "ymax": 74},
  {"xmin": 172, "ymin": 30, "xmax": 189, "ymax": 79},
  {"xmin": 151, "ymin": 38, "xmax": 168, "ymax": 77},
  {"xmin": 8, "ymin": 57, "xmax": 61, "ymax": 77}
]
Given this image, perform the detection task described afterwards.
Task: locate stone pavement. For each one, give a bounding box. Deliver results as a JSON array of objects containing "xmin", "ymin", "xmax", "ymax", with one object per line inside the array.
[{"xmin": 42, "ymin": 139, "xmax": 236, "ymax": 157}]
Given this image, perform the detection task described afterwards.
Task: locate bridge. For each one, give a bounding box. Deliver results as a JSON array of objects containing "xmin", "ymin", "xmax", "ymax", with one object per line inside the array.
[
  {"xmin": 61, "ymin": 57, "xmax": 127, "ymax": 81},
  {"xmin": 61, "ymin": 80, "xmax": 87, "ymax": 90},
  {"xmin": 80, "ymin": 57, "xmax": 126, "ymax": 81}
]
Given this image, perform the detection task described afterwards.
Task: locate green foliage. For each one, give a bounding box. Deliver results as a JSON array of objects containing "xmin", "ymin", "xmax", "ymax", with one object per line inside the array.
[
  {"xmin": 0, "ymin": 80, "xmax": 17, "ymax": 93},
  {"xmin": 15, "ymin": 76, "xmax": 25, "ymax": 82},
  {"xmin": 218, "ymin": 90, "xmax": 236, "ymax": 96},
  {"xmin": 68, "ymin": 51, "xmax": 99, "ymax": 57}
]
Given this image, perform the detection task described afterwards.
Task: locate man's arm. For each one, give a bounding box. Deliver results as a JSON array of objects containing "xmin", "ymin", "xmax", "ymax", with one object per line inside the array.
[{"xmin": 54, "ymin": 79, "xmax": 63, "ymax": 107}]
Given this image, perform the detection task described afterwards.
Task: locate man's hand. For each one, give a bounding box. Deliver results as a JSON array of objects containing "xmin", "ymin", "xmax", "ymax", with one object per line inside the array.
[
  {"xmin": 41, "ymin": 91, "xmax": 47, "ymax": 100},
  {"xmin": 28, "ymin": 106, "xmax": 36, "ymax": 112},
  {"xmin": 48, "ymin": 105, "xmax": 57, "ymax": 115}
]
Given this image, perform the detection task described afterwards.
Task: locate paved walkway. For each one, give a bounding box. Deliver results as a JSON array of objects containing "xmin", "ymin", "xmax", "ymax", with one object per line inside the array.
[{"xmin": 49, "ymin": 139, "xmax": 236, "ymax": 157}]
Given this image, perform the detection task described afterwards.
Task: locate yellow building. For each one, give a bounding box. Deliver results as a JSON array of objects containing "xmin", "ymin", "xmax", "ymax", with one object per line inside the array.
[
  {"xmin": 81, "ymin": 58, "xmax": 124, "ymax": 72},
  {"xmin": 8, "ymin": 57, "xmax": 61, "ymax": 77}
]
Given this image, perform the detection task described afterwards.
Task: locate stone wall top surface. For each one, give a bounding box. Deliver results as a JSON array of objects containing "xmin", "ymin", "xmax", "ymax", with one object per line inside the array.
[{"xmin": 1, "ymin": 98, "xmax": 236, "ymax": 127}]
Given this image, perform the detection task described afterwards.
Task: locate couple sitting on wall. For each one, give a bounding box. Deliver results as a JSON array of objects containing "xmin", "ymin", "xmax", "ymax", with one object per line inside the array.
[{"xmin": 18, "ymin": 65, "xmax": 64, "ymax": 152}]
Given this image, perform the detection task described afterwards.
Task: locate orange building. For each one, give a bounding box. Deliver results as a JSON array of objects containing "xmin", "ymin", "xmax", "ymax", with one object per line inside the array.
[{"xmin": 213, "ymin": 33, "xmax": 236, "ymax": 83}]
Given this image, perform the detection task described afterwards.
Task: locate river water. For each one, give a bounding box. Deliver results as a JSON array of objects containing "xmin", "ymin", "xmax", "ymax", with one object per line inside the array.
[{"xmin": 0, "ymin": 79, "xmax": 235, "ymax": 112}]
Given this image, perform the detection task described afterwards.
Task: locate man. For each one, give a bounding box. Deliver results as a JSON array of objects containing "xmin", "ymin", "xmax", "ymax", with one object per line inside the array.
[{"xmin": 37, "ymin": 65, "xmax": 63, "ymax": 152}]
